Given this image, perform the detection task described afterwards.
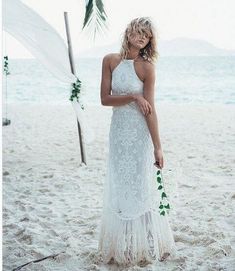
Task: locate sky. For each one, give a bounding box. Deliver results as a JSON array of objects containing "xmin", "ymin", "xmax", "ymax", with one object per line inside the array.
[{"xmin": 2, "ymin": 0, "xmax": 235, "ymax": 58}]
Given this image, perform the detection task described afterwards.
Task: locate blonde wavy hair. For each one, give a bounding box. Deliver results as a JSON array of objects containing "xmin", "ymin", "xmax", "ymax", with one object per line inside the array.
[{"xmin": 119, "ymin": 17, "xmax": 159, "ymax": 63}]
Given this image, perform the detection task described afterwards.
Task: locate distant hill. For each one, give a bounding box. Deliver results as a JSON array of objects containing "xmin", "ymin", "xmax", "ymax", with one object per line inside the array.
[
  {"xmin": 158, "ymin": 37, "xmax": 235, "ymax": 56},
  {"xmin": 78, "ymin": 37, "xmax": 235, "ymax": 58}
]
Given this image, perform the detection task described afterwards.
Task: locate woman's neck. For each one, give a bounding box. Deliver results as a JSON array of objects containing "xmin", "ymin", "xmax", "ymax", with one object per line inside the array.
[{"xmin": 126, "ymin": 47, "xmax": 140, "ymax": 60}]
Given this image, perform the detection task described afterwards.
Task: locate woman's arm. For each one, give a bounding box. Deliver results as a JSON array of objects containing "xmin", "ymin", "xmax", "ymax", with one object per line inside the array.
[
  {"xmin": 143, "ymin": 62, "xmax": 162, "ymax": 151},
  {"xmin": 100, "ymin": 54, "xmax": 137, "ymax": 106}
]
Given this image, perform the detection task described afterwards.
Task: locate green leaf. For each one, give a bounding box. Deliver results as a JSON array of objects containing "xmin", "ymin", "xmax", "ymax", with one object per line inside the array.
[
  {"xmin": 159, "ymin": 204, "xmax": 164, "ymax": 209},
  {"xmin": 158, "ymin": 185, "xmax": 163, "ymax": 190},
  {"xmin": 164, "ymin": 203, "xmax": 170, "ymax": 209},
  {"xmin": 157, "ymin": 176, "xmax": 161, "ymax": 183},
  {"xmin": 161, "ymin": 192, "xmax": 167, "ymax": 198},
  {"xmin": 157, "ymin": 170, "xmax": 161, "ymax": 175},
  {"xmin": 160, "ymin": 210, "xmax": 165, "ymax": 216}
]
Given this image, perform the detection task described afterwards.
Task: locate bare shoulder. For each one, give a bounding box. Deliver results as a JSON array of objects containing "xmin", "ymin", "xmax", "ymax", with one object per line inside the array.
[
  {"xmin": 136, "ymin": 57, "xmax": 155, "ymax": 69},
  {"xmin": 142, "ymin": 60, "xmax": 155, "ymax": 73},
  {"xmin": 102, "ymin": 53, "xmax": 120, "ymax": 63},
  {"xmin": 102, "ymin": 53, "xmax": 121, "ymax": 73},
  {"xmin": 137, "ymin": 59, "xmax": 155, "ymax": 81}
]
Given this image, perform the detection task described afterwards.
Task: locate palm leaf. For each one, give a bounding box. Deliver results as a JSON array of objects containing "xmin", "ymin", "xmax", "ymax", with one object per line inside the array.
[{"xmin": 82, "ymin": 0, "xmax": 108, "ymax": 40}]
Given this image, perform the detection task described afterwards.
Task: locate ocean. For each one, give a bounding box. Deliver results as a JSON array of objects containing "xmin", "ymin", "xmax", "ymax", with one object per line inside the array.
[{"xmin": 2, "ymin": 56, "xmax": 235, "ymax": 106}]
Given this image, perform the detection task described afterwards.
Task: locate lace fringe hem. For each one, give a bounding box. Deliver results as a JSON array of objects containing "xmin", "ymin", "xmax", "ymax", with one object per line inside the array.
[{"xmin": 97, "ymin": 206, "xmax": 177, "ymax": 266}]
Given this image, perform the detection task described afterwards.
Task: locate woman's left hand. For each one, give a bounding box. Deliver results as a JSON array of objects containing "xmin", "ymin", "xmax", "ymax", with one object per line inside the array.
[{"xmin": 153, "ymin": 148, "xmax": 164, "ymax": 169}]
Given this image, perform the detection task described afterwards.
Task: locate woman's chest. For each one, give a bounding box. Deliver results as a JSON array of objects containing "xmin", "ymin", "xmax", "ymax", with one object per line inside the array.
[{"xmin": 111, "ymin": 66, "xmax": 144, "ymax": 95}]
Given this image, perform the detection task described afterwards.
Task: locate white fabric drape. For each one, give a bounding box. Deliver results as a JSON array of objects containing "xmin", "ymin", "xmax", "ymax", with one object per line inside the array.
[{"xmin": 3, "ymin": 0, "xmax": 94, "ymax": 145}]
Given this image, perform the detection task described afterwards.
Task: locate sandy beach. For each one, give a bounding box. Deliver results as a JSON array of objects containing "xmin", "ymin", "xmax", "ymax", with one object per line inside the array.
[{"xmin": 2, "ymin": 101, "xmax": 235, "ymax": 271}]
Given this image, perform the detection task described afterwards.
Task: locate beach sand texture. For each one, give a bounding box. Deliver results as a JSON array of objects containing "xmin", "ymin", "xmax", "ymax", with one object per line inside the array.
[{"xmin": 2, "ymin": 102, "xmax": 235, "ymax": 271}]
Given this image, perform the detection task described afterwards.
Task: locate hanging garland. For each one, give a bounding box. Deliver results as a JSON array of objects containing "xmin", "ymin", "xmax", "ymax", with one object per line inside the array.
[
  {"xmin": 69, "ymin": 77, "xmax": 85, "ymax": 110},
  {"xmin": 3, "ymin": 56, "xmax": 10, "ymax": 76},
  {"xmin": 156, "ymin": 169, "xmax": 171, "ymax": 216}
]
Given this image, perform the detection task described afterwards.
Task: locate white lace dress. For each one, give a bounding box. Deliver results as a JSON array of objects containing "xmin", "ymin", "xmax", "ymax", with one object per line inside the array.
[{"xmin": 97, "ymin": 58, "xmax": 177, "ymax": 266}]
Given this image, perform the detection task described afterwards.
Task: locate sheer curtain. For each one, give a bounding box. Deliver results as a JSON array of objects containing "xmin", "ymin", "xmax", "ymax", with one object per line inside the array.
[{"xmin": 3, "ymin": 0, "xmax": 94, "ymax": 145}]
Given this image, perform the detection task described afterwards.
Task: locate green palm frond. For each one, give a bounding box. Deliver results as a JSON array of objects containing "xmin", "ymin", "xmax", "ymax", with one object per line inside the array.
[{"xmin": 82, "ymin": 0, "xmax": 108, "ymax": 41}]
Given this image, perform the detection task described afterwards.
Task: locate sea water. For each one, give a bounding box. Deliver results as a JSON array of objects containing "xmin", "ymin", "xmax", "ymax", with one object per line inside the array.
[{"xmin": 2, "ymin": 56, "xmax": 235, "ymax": 106}]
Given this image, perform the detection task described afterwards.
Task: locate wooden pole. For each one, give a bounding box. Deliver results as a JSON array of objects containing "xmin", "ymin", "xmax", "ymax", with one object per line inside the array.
[{"xmin": 64, "ymin": 12, "xmax": 87, "ymax": 165}]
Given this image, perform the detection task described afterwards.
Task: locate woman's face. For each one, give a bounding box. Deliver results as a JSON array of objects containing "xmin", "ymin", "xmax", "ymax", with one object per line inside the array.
[{"xmin": 128, "ymin": 31, "xmax": 150, "ymax": 50}]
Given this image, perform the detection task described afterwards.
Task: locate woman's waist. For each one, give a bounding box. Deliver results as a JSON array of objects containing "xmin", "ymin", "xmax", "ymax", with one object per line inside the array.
[{"xmin": 111, "ymin": 88, "xmax": 143, "ymax": 96}]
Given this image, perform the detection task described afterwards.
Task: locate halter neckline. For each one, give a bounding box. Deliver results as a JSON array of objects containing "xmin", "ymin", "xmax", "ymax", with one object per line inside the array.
[
  {"xmin": 112, "ymin": 58, "xmax": 144, "ymax": 84},
  {"xmin": 122, "ymin": 54, "xmax": 139, "ymax": 61}
]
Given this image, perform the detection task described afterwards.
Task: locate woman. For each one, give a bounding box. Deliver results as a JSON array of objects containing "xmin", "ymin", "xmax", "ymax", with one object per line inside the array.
[{"xmin": 97, "ymin": 17, "xmax": 177, "ymax": 267}]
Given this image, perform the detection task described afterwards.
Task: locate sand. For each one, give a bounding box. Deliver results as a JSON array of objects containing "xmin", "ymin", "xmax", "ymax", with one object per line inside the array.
[{"xmin": 2, "ymin": 101, "xmax": 235, "ymax": 271}]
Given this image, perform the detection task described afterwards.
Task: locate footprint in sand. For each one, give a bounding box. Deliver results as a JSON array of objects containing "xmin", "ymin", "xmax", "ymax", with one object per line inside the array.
[
  {"xmin": 43, "ymin": 174, "xmax": 54, "ymax": 178},
  {"xmin": 38, "ymin": 188, "xmax": 50, "ymax": 193}
]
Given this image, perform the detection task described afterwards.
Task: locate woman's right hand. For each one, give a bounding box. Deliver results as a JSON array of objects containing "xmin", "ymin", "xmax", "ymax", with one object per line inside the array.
[{"xmin": 133, "ymin": 94, "xmax": 152, "ymax": 116}]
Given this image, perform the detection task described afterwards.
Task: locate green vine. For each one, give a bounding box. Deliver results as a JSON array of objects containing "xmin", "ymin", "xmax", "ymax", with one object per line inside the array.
[
  {"xmin": 156, "ymin": 169, "xmax": 171, "ymax": 216},
  {"xmin": 69, "ymin": 77, "xmax": 84, "ymax": 110},
  {"xmin": 3, "ymin": 56, "xmax": 10, "ymax": 76}
]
